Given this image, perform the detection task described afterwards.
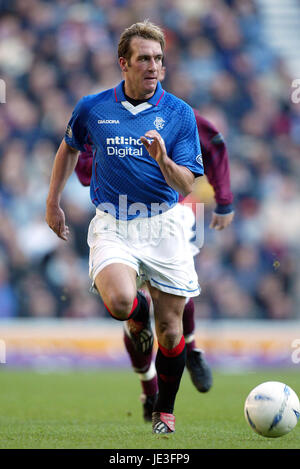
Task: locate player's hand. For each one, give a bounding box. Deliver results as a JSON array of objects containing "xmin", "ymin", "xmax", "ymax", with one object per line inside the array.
[
  {"xmin": 209, "ymin": 212, "xmax": 234, "ymax": 231},
  {"xmin": 140, "ymin": 130, "xmax": 167, "ymax": 163},
  {"xmin": 45, "ymin": 204, "xmax": 69, "ymax": 241}
]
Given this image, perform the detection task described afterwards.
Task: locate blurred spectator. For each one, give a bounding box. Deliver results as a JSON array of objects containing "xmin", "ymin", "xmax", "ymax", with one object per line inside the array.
[
  {"xmin": 0, "ymin": 256, "xmax": 17, "ymax": 318},
  {"xmin": 0, "ymin": 0, "xmax": 299, "ymax": 320}
]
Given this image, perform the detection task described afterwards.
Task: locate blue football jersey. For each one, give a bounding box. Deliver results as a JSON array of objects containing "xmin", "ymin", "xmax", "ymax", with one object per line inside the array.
[{"xmin": 65, "ymin": 80, "xmax": 203, "ymax": 219}]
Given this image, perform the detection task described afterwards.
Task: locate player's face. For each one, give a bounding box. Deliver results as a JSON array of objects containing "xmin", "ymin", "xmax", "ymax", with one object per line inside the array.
[{"xmin": 120, "ymin": 37, "xmax": 163, "ymax": 100}]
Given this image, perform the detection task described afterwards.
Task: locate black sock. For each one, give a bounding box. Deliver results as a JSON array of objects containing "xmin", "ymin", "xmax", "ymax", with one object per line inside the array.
[
  {"xmin": 104, "ymin": 291, "xmax": 149, "ymax": 322},
  {"xmin": 154, "ymin": 337, "xmax": 186, "ymax": 414},
  {"xmin": 129, "ymin": 291, "xmax": 149, "ymax": 323}
]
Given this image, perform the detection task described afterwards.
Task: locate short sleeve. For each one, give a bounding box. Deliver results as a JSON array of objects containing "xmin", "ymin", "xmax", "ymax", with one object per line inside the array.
[
  {"xmin": 64, "ymin": 97, "xmax": 89, "ymax": 152},
  {"xmin": 171, "ymin": 105, "xmax": 204, "ymax": 177}
]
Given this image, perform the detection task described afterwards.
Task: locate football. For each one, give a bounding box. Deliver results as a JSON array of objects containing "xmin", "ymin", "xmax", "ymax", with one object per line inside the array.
[{"xmin": 244, "ymin": 381, "xmax": 300, "ymax": 438}]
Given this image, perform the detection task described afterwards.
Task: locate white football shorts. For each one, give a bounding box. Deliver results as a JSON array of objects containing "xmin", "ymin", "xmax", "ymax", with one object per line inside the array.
[{"xmin": 87, "ymin": 204, "xmax": 200, "ymax": 297}]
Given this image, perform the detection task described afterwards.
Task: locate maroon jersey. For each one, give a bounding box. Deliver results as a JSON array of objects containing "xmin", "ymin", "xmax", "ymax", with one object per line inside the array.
[
  {"xmin": 75, "ymin": 109, "xmax": 233, "ymax": 212},
  {"xmin": 74, "ymin": 143, "xmax": 93, "ymax": 187},
  {"xmin": 190, "ymin": 109, "xmax": 233, "ymax": 210}
]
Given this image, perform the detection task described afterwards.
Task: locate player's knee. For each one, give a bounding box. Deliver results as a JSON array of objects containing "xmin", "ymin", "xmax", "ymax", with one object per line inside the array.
[
  {"xmin": 106, "ymin": 293, "xmax": 135, "ymax": 320},
  {"xmin": 156, "ymin": 321, "xmax": 182, "ymax": 349}
]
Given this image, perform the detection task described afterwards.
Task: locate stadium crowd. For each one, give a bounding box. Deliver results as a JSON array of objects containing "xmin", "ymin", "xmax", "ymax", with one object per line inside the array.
[{"xmin": 0, "ymin": 0, "xmax": 299, "ymax": 320}]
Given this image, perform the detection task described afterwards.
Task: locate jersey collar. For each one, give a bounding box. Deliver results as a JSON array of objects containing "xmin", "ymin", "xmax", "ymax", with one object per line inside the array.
[{"xmin": 114, "ymin": 80, "xmax": 165, "ymax": 107}]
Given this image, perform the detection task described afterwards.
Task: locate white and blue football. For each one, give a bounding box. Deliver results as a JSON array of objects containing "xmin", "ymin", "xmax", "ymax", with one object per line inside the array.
[{"xmin": 244, "ymin": 381, "xmax": 300, "ymax": 438}]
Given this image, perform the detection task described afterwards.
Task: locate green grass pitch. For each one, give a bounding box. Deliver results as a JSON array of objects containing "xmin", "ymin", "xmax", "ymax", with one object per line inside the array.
[{"xmin": 0, "ymin": 368, "xmax": 299, "ymax": 449}]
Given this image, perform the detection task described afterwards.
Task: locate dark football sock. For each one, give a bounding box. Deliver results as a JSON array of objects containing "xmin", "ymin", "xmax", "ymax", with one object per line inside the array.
[
  {"xmin": 123, "ymin": 331, "xmax": 153, "ymax": 373},
  {"xmin": 154, "ymin": 336, "xmax": 186, "ymax": 414},
  {"xmin": 129, "ymin": 291, "xmax": 150, "ymax": 323},
  {"xmin": 104, "ymin": 291, "xmax": 149, "ymax": 322},
  {"xmin": 123, "ymin": 331, "xmax": 157, "ymax": 395}
]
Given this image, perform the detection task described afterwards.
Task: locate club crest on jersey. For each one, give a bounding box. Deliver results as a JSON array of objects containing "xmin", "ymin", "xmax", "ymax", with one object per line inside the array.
[{"xmin": 154, "ymin": 116, "xmax": 165, "ymax": 130}]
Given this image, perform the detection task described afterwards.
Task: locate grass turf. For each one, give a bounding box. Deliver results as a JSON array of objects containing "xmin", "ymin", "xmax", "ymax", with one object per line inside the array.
[{"xmin": 0, "ymin": 368, "xmax": 299, "ymax": 449}]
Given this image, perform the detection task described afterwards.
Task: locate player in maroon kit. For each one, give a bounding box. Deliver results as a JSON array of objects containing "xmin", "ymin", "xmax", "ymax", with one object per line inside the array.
[{"xmin": 74, "ymin": 106, "xmax": 234, "ymax": 421}]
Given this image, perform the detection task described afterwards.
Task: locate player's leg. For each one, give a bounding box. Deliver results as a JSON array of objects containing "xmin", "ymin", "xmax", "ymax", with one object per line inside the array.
[
  {"xmin": 148, "ymin": 285, "xmax": 186, "ymax": 434},
  {"xmin": 183, "ymin": 298, "xmax": 213, "ymax": 392},
  {"xmin": 95, "ymin": 264, "xmax": 153, "ymax": 353},
  {"xmin": 89, "ymin": 212, "xmax": 156, "ymax": 421},
  {"xmin": 95, "ymin": 263, "xmax": 137, "ymax": 319},
  {"xmin": 124, "ymin": 292, "xmax": 213, "ymax": 423},
  {"xmin": 123, "ymin": 329, "xmax": 158, "ymax": 421},
  {"xmin": 122, "ymin": 288, "xmax": 158, "ymax": 422}
]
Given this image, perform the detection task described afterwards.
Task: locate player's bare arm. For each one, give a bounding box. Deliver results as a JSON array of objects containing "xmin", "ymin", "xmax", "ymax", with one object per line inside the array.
[
  {"xmin": 46, "ymin": 139, "xmax": 79, "ymax": 241},
  {"xmin": 140, "ymin": 129, "xmax": 195, "ymax": 197}
]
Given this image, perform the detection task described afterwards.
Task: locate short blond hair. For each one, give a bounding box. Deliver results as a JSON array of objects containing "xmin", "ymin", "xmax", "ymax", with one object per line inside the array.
[{"xmin": 118, "ymin": 20, "xmax": 165, "ymax": 61}]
